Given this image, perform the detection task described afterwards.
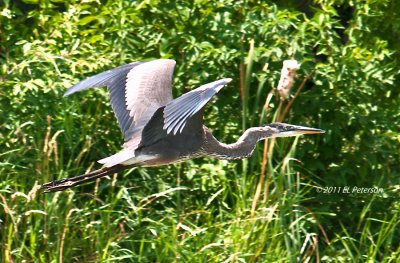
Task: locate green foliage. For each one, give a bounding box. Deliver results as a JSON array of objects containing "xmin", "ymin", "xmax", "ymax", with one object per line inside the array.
[{"xmin": 1, "ymin": 0, "xmax": 399, "ymax": 262}]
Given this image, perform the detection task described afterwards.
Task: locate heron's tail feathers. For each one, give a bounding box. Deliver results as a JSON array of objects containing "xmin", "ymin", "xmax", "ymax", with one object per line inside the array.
[
  {"xmin": 41, "ymin": 165, "xmax": 126, "ymax": 193},
  {"xmin": 98, "ymin": 149, "xmax": 136, "ymax": 167}
]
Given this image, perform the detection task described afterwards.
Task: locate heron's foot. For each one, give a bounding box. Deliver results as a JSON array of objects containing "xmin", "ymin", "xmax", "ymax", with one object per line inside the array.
[
  {"xmin": 40, "ymin": 166, "xmax": 122, "ymax": 193},
  {"xmin": 41, "ymin": 178, "xmax": 77, "ymax": 193}
]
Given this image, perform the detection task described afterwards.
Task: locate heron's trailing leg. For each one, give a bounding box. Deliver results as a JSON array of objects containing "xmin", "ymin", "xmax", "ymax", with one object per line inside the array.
[{"xmin": 41, "ymin": 165, "xmax": 126, "ymax": 193}]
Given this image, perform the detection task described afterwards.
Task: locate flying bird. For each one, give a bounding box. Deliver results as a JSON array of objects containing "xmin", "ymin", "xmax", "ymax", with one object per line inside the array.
[{"xmin": 42, "ymin": 59, "xmax": 324, "ymax": 192}]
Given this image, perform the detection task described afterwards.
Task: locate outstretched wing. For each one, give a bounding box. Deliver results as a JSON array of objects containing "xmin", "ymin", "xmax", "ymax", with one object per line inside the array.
[
  {"xmin": 163, "ymin": 78, "xmax": 232, "ymax": 135},
  {"xmin": 135, "ymin": 78, "xmax": 232, "ymax": 150},
  {"xmin": 64, "ymin": 59, "xmax": 176, "ymax": 141}
]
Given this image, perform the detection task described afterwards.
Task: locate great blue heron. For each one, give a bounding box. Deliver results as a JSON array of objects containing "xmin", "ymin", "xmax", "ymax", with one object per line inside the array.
[{"xmin": 42, "ymin": 59, "xmax": 324, "ymax": 192}]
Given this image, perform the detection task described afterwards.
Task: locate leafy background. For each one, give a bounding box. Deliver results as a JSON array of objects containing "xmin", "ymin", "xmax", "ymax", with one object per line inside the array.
[{"xmin": 1, "ymin": 0, "xmax": 399, "ymax": 262}]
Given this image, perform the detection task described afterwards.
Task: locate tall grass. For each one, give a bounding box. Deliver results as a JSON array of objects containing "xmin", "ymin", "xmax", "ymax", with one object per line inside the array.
[
  {"xmin": 237, "ymin": 43, "xmax": 323, "ymax": 262},
  {"xmin": 1, "ymin": 39, "xmax": 399, "ymax": 263},
  {"xmin": 1, "ymin": 41, "xmax": 266, "ymax": 262},
  {"xmin": 1, "ymin": 1, "xmax": 399, "ymax": 262}
]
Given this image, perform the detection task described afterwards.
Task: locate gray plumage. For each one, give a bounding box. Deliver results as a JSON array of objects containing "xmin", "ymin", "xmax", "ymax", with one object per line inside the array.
[{"xmin": 42, "ymin": 59, "xmax": 324, "ymax": 192}]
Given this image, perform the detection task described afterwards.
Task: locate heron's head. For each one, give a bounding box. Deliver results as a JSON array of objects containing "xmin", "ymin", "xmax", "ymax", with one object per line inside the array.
[{"xmin": 265, "ymin": 122, "xmax": 325, "ymax": 138}]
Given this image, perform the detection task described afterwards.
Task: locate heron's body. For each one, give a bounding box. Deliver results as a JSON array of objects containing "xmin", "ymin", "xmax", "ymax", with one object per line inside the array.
[
  {"xmin": 119, "ymin": 112, "xmax": 206, "ymax": 167},
  {"xmin": 42, "ymin": 59, "xmax": 324, "ymax": 192}
]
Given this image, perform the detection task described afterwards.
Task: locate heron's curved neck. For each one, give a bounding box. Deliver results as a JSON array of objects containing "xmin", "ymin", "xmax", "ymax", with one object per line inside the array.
[{"xmin": 202, "ymin": 127, "xmax": 271, "ymax": 160}]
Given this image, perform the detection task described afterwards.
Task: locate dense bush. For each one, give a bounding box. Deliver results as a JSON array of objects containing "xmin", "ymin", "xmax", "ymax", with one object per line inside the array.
[{"xmin": 1, "ymin": 0, "xmax": 399, "ymax": 262}]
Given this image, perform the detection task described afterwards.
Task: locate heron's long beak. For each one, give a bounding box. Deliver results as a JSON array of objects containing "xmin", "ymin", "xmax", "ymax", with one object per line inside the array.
[{"xmin": 266, "ymin": 123, "xmax": 325, "ymax": 138}]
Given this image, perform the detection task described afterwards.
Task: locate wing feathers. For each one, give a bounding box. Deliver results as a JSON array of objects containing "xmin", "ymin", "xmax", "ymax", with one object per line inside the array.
[
  {"xmin": 163, "ymin": 78, "xmax": 232, "ymax": 135},
  {"xmin": 64, "ymin": 59, "xmax": 176, "ymax": 143},
  {"xmin": 64, "ymin": 60, "xmax": 232, "ymax": 167},
  {"xmin": 125, "ymin": 59, "xmax": 175, "ymax": 123},
  {"xmin": 64, "ymin": 63, "xmax": 142, "ymax": 96}
]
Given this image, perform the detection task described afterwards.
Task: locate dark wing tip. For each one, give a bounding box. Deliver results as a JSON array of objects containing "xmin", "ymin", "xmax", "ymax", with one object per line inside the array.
[
  {"xmin": 63, "ymin": 89, "xmax": 74, "ymax": 97},
  {"xmin": 62, "ymin": 62, "xmax": 144, "ymax": 98},
  {"xmin": 220, "ymin": 78, "xmax": 232, "ymax": 84},
  {"xmin": 63, "ymin": 83, "xmax": 91, "ymax": 97}
]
